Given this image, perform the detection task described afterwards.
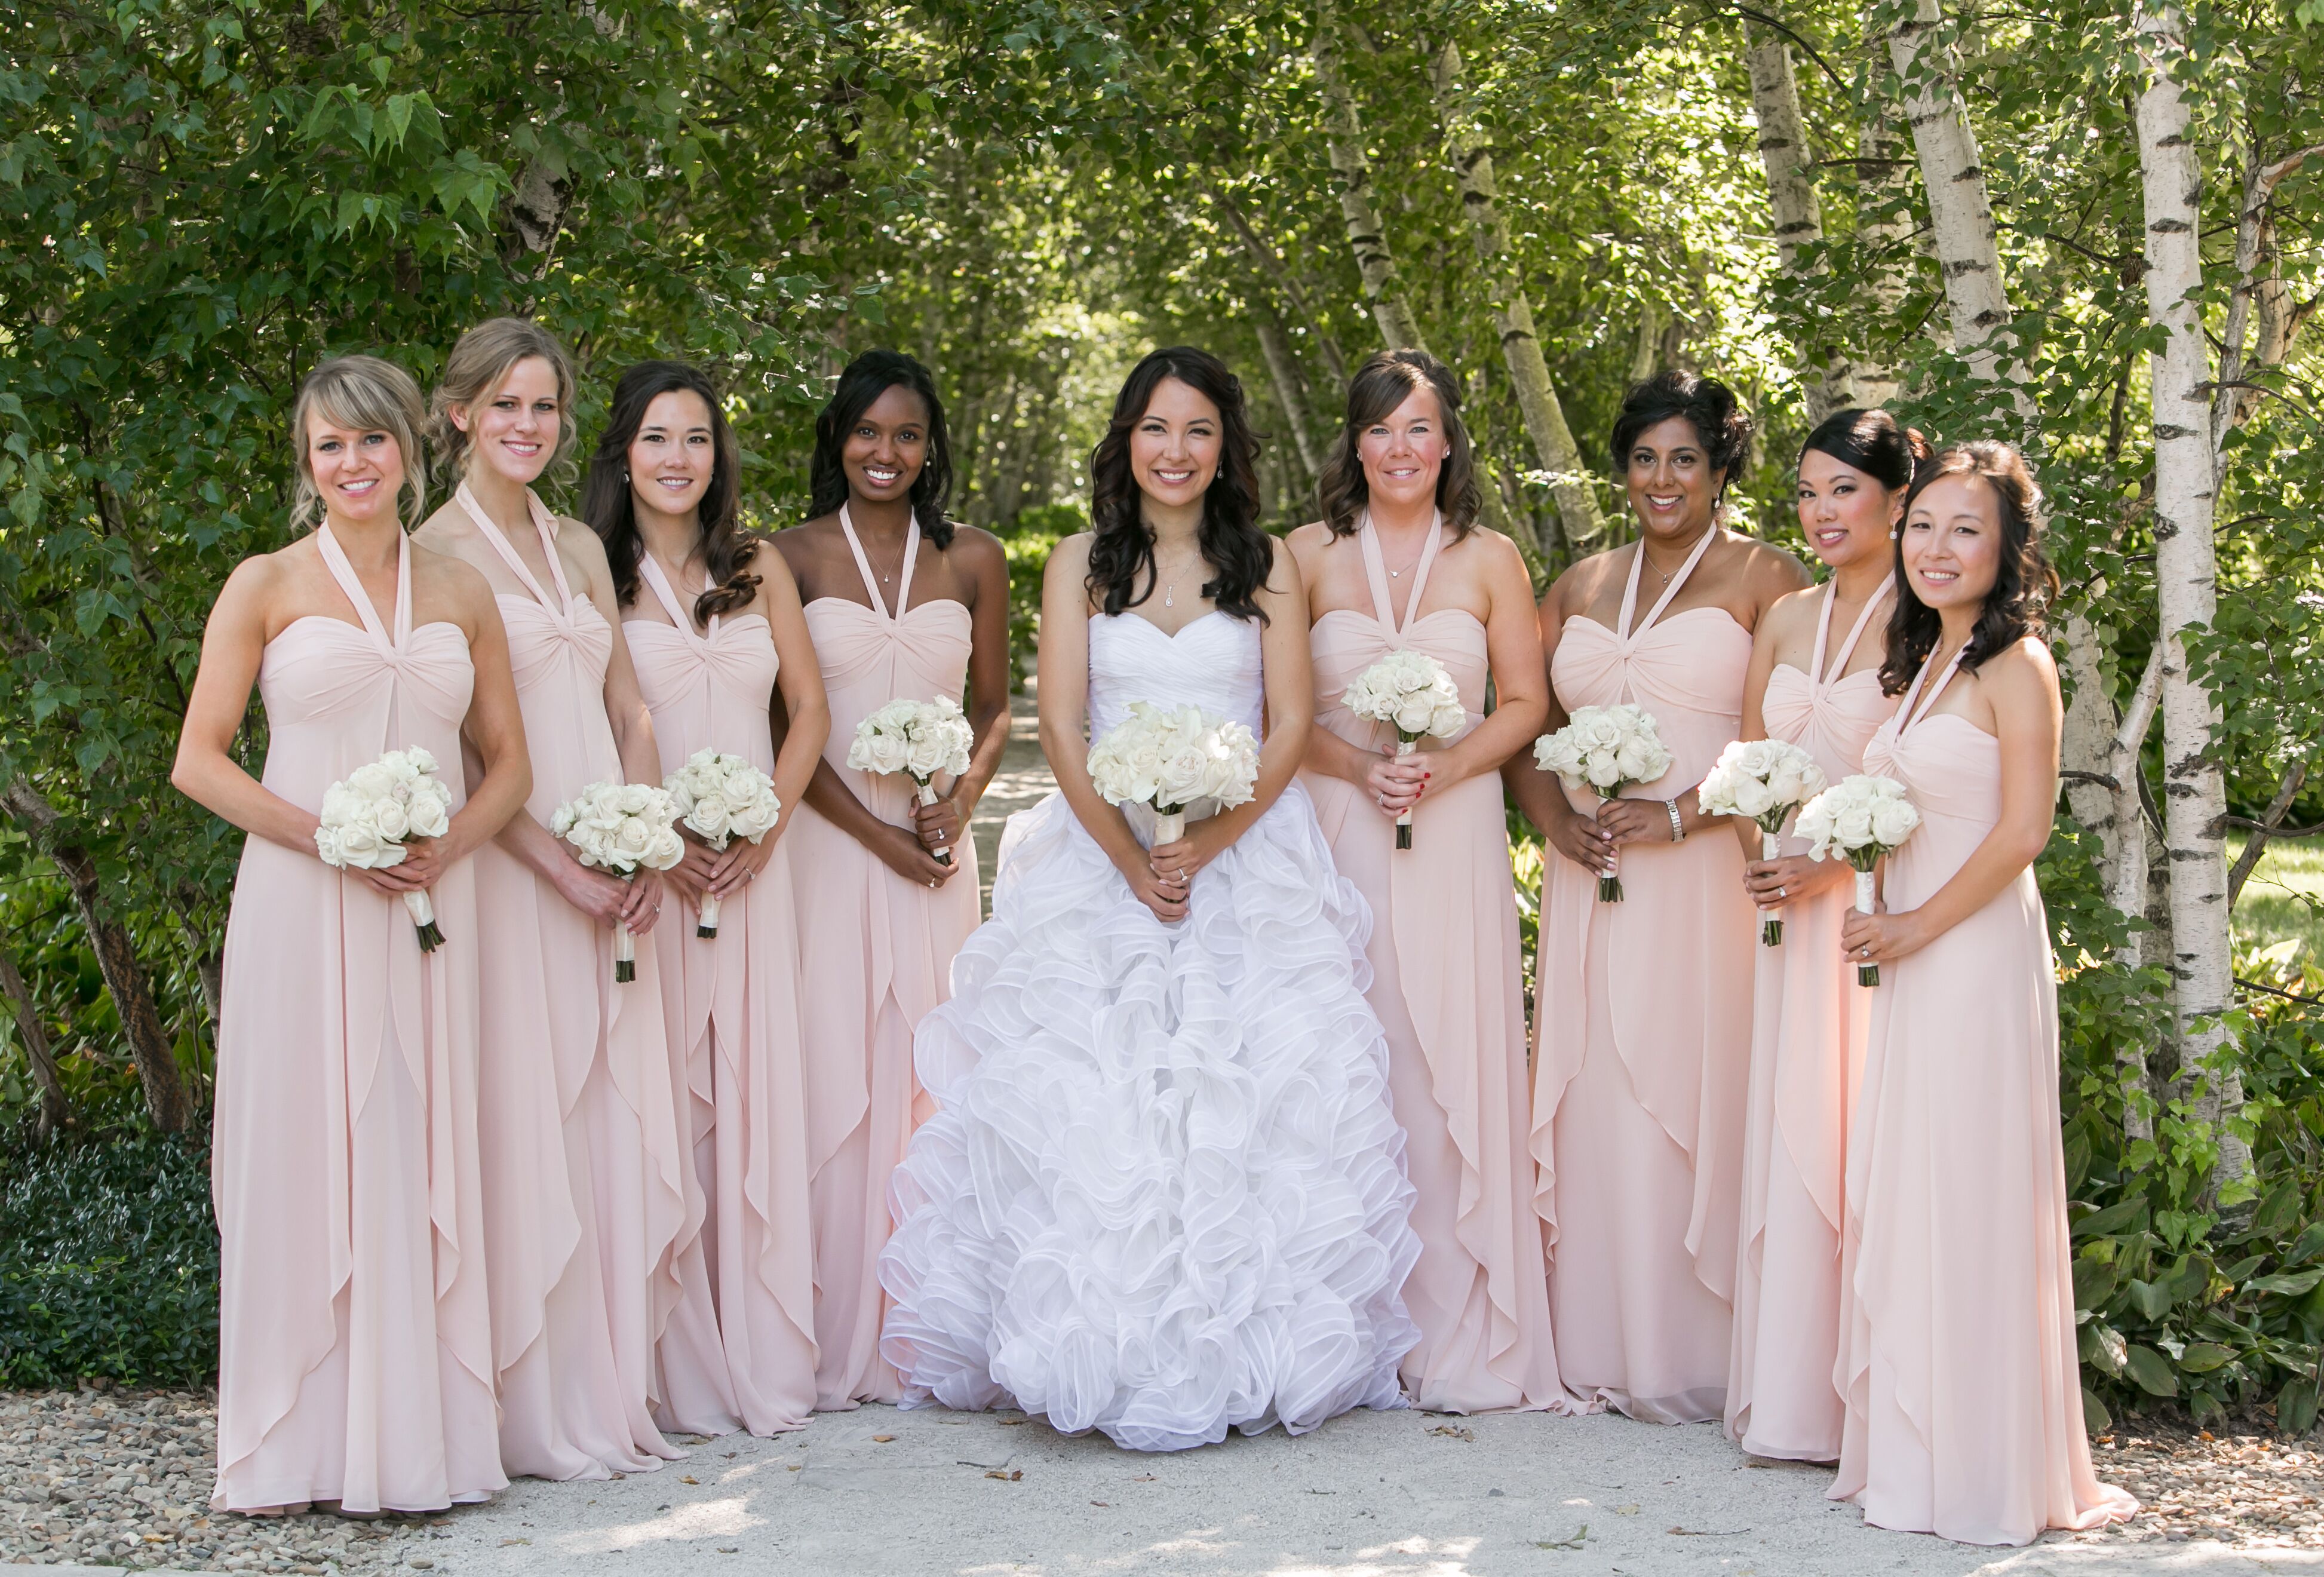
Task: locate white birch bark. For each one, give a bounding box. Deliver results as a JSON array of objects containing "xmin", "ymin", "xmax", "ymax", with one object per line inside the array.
[
  {"xmin": 1743, "ymin": 24, "xmax": 1851, "ymax": 422},
  {"xmin": 1853, "ymin": 45, "xmax": 1913, "ymax": 408},
  {"xmin": 2136, "ymin": 1, "xmax": 2247, "ymax": 1204},
  {"xmin": 1250, "ymin": 308, "xmax": 1324, "ymax": 481},
  {"xmin": 1429, "ymin": 38, "xmax": 1602, "ymax": 557},
  {"xmin": 1315, "ymin": 0, "xmax": 1427, "ymax": 354}
]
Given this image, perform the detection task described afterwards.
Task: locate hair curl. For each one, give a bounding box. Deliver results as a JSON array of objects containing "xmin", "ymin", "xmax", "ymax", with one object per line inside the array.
[
  {"xmin": 1610, "ymin": 370, "xmax": 1755, "ymax": 501},
  {"xmin": 1798, "ymin": 407, "xmax": 1932, "ymax": 492},
  {"xmin": 426, "ymin": 317, "xmax": 579, "ymax": 488},
  {"xmin": 290, "ymin": 355, "xmax": 430, "ymax": 532},
  {"xmin": 1877, "ymin": 440, "xmax": 2061, "ymax": 696},
  {"xmin": 808, "ymin": 349, "xmax": 955, "ymax": 548},
  {"xmin": 1315, "ymin": 349, "xmax": 1481, "ymax": 539},
  {"xmin": 1085, "ymin": 346, "xmax": 1272, "ymax": 623},
  {"xmin": 582, "ymin": 361, "xmax": 759, "ymax": 626}
]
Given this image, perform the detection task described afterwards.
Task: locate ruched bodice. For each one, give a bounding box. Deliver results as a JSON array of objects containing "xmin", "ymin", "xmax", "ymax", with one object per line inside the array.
[
  {"xmin": 1761, "ymin": 585, "xmax": 1898, "ymax": 791},
  {"xmin": 1087, "ymin": 610, "xmax": 1266, "ymax": 738},
  {"xmin": 625, "ymin": 581, "xmax": 779, "ymax": 775},
  {"xmin": 258, "ymin": 619, "xmax": 474, "ymax": 796},
  {"xmin": 1312, "ymin": 517, "xmax": 1487, "ymax": 754}
]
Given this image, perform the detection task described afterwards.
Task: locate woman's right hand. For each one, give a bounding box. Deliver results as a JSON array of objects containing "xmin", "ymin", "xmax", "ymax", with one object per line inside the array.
[
  {"xmin": 1742, "ymin": 852, "xmax": 1844, "ymax": 908},
  {"xmin": 664, "ymin": 832, "xmax": 719, "ymax": 909},
  {"xmin": 1540, "ymin": 796, "xmax": 1616, "ymax": 878},
  {"xmin": 552, "ymin": 858, "xmax": 637, "ymax": 926},
  {"xmin": 1119, "ymin": 854, "xmax": 1190, "ymax": 925},
  {"xmin": 1361, "ymin": 751, "xmax": 1430, "ymax": 817},
  {"xmin": 871, "ymin": 820, "xmax": 958, "ymax": 889}
]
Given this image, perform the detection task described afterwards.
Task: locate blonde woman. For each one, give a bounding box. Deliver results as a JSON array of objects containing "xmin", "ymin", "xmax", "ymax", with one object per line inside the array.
[
  {"xmin": 414, "ymin": 318, "xmax": 689, "ymax": 1477},
  {"xmin": 174, "ymin": 355, "xmax": 528, "ymax": 1512}
]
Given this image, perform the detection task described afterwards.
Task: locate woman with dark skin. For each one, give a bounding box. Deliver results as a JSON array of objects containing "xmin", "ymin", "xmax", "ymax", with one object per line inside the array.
[
  {"xmin": 1506, "ymin": 370, "xmax": 1807, "ymax": 1423},
  {"xmin": 769, "ymin": 349, "xmax": 1011, "ymax": 1409}
]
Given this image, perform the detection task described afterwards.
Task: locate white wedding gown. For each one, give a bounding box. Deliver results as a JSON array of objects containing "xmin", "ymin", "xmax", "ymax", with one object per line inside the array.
[{"xmin": 878, "ymin": 610, "xmax": 1422, "ymax": 1450}]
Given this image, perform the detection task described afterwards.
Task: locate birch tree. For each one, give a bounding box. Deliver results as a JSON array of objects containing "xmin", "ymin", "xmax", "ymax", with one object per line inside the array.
[
  {"xmin": 1313, "ymin": 0, "xmax": 1427, "ymax": 352},
  {"xmin": 1742, "ymin": 23, "xmax": 1850, "ymax": 422}
]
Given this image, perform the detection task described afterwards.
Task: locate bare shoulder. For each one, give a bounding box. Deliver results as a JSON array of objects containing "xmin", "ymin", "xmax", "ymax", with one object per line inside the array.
[
  {"xmin": 1046, "ymin": 530, "xmax": 1094, "ymax": 577},
  {"xmin": 942, "ymin": 522, "xmax": 1006, "ymax": 572},
  {"xmin": 1982, "ymin": 633, "xmax": 2062, "ymax": 698},
  {"xmin": 1263, "ymin": 531, "xmax": 1304, "ymax": 597},
  {"xmin": 1759, "ymin": 580, "xmax": 1824, "ymax": 639},
  {"xmin": 1284, "ymin": 520, "xmax": 1334, "ymax": 559},
  {"xmin": 216, "ymin": 546, "xmax": 294, "ymax": 612},
  {"xmin": 1549, "ymin": 542, "xmax": 1622, "ymax": 614},
  {"xmin": 554, "ymin": 514, "xmax": 610, "ymax": 570},
  {"xmin": 409, "ymin": 499, "xmax": 465, "ymax": 548},
  {"xmin": 1733, "ymin": 535, "xmax": 1812, "ymax": 596},
  {"xmin": 1460, "ymin": 524, "xmax": 1529, "ymax": 578}
]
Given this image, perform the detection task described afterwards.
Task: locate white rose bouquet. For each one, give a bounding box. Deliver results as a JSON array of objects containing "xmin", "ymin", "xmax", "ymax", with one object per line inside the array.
[
  {"xmin": 663, "ymin": 748, "xmax": 781, "ymax": 939},
  {"xmin": 1794, "ymin": 773, "xmax": 1922, "ymax": 986},
  {"xmin": 1531, "ymin": 704, "xmax": 1674, "ymax": 901},
  {"xmin": 1696, "ymin": 738, "xmax": 1829, "ymax": 945},
  {"xmin": 1086, "ymin": 701, "xmax": 1261, "ymax": 849},
  {"xmin": 549, "ymin": 780, "xmax": 686, "ymax": 982},
  {"xmin": 1341, "ymin": 649, "xmax": 1466, "ymax": 850},
  {"xmin": 314, "ymin": 746, "xmax": 456, "ymax": 952},
  {"xmin": 846, "ymin": 695, "xmax": 977, "ymax": 865}
]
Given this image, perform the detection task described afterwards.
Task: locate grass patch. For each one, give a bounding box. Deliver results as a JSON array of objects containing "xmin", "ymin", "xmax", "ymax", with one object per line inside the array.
[{"xmin": 2233, "ymin": 834, "xmax": 2324, "ymax": 962}]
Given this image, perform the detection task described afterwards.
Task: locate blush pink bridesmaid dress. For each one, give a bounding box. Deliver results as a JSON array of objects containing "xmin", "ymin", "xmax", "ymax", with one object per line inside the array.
[
  {"xmin": 211, "ymin": 526, "xmax": 502, "ymax": 1512},
  {"xmin": 459, "ymin": 485, "xmax": 687, "ymax": 1478},
  {"xmin": 629, "ymin": 556, "xmax": 818, "ymax": 1436},
  {"xmin": 1304, "ymin": 516, "xmax": 1562, "ymax": 1413},
  {"xmin": 789, "ymin": 506, "xmax": 980, "ymax": 1407},
  {"xmin": 1726, "ymin": 585, "xmax": 1896, "ymax": 1461},
  {"xmin": 1530, "ymin": 526, "xmax": 1757, "ymax": 1422},
  {"xmin": 1831, "ymin": 649, "xmax": 2136, "ymax": 1545}
]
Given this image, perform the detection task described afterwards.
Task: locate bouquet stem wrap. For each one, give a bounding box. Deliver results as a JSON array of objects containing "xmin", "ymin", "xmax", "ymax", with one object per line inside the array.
[
  {"xmin": 404, "ymin": 889, "xmax": 444, "ymax": 953},
  {"xmin": 1852, "ymin": 866, "xmax": 1880, "ymax": 986},
  {"xmin": 915, "ymin": 777, "xmax": 951, "ymax": 865},
  {"xmin": 616, "ymin": 915, "xmax": 637, "ymax": 984},
  {"xmin": 1393, "ymin": 738, "xmax": 1418, "ymax": 850},
  {"xmin": 1153, "ymin": 808, "xmax": 1187, "ymax": 848},
  {"xmin": 549, "ymin": 779, "xmax": 686, "ymax": 986},
  {"xmin": 1598, "ymin": 800, "xmax": 1623, "ymax": 903},
  {"xmin": 1760, "ymin": 829, "xmax": 1783, "ymax": 946},
  {"xmin": 696, "ymin": 894, "xmax": 721, "ymax": 940}
]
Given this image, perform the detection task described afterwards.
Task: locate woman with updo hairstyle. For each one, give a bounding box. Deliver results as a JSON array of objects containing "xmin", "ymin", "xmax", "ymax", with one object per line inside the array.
[
  {"xmin": 414, "ymin": 317, "xmax": 689, "ymax": 1479},
  {"xmin": 770, "ymin": 348, "xmax": 1011, "ymax": 1409},
  {"xmin": 586, "ymin": 361, "xmax": 832, "ymax": 1437},
  {"xmin": 1290, "ymin": 349, "xmax": 1561, "ymax": 1412},
  {"xmin": 1506, "ymin": 369, "xmax": 1810, "ymax": 1421},
  {"xmin": 1723, "ymin": 409, "xmax": 1923, "ymax": 1462},
  {"xmin": 174, "ymin": 355, "xmax": 530, "ymax": 1511},
  {"xmin": 1828, "ymin": 441, "xmax": 2135, "ymax": 1542}
]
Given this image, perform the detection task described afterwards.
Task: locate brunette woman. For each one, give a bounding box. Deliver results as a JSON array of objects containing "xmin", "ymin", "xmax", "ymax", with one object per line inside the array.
[
  {"xmin": 586, "ymin": 361, "xmax": 831, "ymax": 1435},
  {"xmin": 1507, "ymin": 370, "xmax": 1809, "ymax": 1422},
  {"xmin": 769, "ymin": 349, "xmax": 1010, "ymax": 1408},
  {"xmin": 174, "ymin": 355, "xmax": 528, "ymax": 1512},
  {"xmin": 1830, "ymin": 443, "xmax": 2135, "ymax": 1543},
  {"xmin": 415, "ymin": 318, "xmax": 684, "ymax": 1478},
  {"xmin": 1290, "ymin": 350, "xmax": 1560, "ymax": 1413}
]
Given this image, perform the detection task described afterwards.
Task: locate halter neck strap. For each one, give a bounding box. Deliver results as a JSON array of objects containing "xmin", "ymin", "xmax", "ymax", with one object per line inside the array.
[
  {"xmin": 457, "ymin": 481, "xmax": 575, "ymax": 615},
  {"xmin": 637, "ymin": 552, "xmax": 719, "ymax": 643},
  {"xmin": 839, "ymin": 501, "xmax": 919, "ymax": 620},
  {"xmin": 1616, "ymin": 524, "xmax": 1718, "ymax": 640},
  {"xmin": 1356, "ymin": 511, "xmax": 1445, "ymax": 636},
  {"xmin": 1898, "ymin": 642, "xmax": 1971, "ymax": 735},
  {"xmin": 315, "ymin": 523, "xmax": 410, "ymax": 653},
  {"xmin": 1813, "ymin": 580, "xmax": 1894, "ymax": 687}
]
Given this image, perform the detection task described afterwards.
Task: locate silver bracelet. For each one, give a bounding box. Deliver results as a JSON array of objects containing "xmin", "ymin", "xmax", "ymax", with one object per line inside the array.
[{"xmin": 1665, "ymin": 799, "xmax": 1686, "ymax": 843}]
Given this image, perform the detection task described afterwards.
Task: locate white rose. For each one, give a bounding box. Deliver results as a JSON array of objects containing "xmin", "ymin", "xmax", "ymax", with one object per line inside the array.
[
  {"xmin": 614, "ymin": 818, "xmax": 653, "ymax": 858},
  {"xmin": 373, "ymin": 799, "xmax": 412, "ymax": 842},
  {"xmin": 336, "ymin": 824, "xmax": 387, "ymax": 866},
  {"xmin": 346, "ymin": 762, "xmax": 397, "ymax": 800},
  {"xmin": 1870, "ymin": 798, "xmax": 1919, "ymax": 846},
  {"xmin": 1732, "ymin": 777, "xmax": 1774, "ymax": 818},
  {"xmin": 407, "ymin": 793, "xmax": 450, "ymax": 839}
]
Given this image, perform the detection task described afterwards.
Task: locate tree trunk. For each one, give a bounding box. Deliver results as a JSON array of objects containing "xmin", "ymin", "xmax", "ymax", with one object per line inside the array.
[
  {"xmin": 1250, "ymin": 307, "xmax": 1325, "ymax": 481},
  {"xmin": 1428, "ymin": 38, "xmax": 1601, "ymax": 559},
  {"xmin": 2136, "ymin": 3, "xmax": 2246, "ymax": 1208},
  {"xmin": 1315, "ymin": 0, "xmax": 1427, "ymax": 353},
  {"xmin": 1742, "ymin": 24, "xmax": 1849, "ymax": 422},
  {"xmin": 1853, "ymin": 42, "xmax": 1913, "ymax": 408},
  {"xmin": 1459, "ymin": 375, "xmax": 1550, "ymax": 579},
  {"xmin": 0, "ymin": 945, "xmax": 69, "ymax": 1136},
  {"xmin": 2, "ymin": 778, "xmax": 194, "ymax": 1133},
  {"xmin": 2227, "ymin": 763, "xmax": 2308, "ymax": 910},
  {"xmin": 1886, "ymin": 0, "xmax": 2025, "ymax": 412},
  {"xmin": 2215, "ymin": 137, "xmax": 2324, "ymax": 458},
  {"xmin": 1212, "ymin": 187, "xmax": 1350, "ymax": 384}
]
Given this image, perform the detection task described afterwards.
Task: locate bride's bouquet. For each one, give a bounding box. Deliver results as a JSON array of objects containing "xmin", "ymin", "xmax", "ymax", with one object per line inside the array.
[
  {"xmin": 1086, "ymin": 701, "xmax": 1261, "ymax": 848},
  {"xmin": 1697, "ymin": 738, "xmax": 1828, "ymax": 945},
  {"xmin": 314, "ymin": 747, "xmax": 455, "ymax": 952},
  {"xmin": 847, "ymin": 695, "xmax": 977, "ymax": 865},
  {"xmin": 1794, "ymin": 774, "xmax": 1921, "ymax": 986},
  {"xmin": 1341, "ymin": 649, "xmax": 1465, "ymax": 850},
  {"xmin": 550, "ymin": 780, "xmax": 686, "ymax": 982},
  {"xmin": 1532, "ymin": 704, "xmax": 1674, "ymax": 901},
  {"xmin": 663, "ymin": 749, "xmax": 781, "ymax": 938}
]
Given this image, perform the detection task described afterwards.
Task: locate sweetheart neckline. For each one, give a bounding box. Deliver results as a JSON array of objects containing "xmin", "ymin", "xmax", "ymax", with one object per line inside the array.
[
  {"xmin": 803, "ymin": 594, "xmax": 971, "ymax": 621},
  {"xmin": 494, "ymin": 589, "xmax": 606, "ymax": 621},
  {"xmin": 1887, "ymin": 710, "xmax": 2000, "ymax": 744},
  {"xmin": 1312, "ymin": 605, "xmax": 1487, "ymax": 637},
  {"xmin": 1766, "ymin": 661, "xmax": 1886, "ymax": 691},
  {"xmin": 1094, "ymin": 608, "xmax": 1247, "ymax": 642},
  {"xmin": 1563, "ymin": 605, "xmax": 1748, "ymax": 641},
  {"xmin": 622, "ymin": 612, "xmax": 772, "ymax": 636},
  {"xmin": 273, "ymin": 614, "xmax": 466, "ymax": 646}
]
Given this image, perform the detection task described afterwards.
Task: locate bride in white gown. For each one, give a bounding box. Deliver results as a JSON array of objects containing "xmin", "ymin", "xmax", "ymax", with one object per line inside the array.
[{"xmin": 879, "ymin": 347, "xmax": 1422, "ymax": 1451}]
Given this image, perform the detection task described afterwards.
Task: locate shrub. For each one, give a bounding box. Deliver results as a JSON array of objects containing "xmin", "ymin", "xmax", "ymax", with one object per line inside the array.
[{"xmin": 0, "ymin": 1130, "xmax": 219, "ymax": 1386}]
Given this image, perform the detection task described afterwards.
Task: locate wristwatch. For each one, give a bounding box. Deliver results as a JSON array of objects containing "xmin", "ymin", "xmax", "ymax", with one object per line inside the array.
[{"xmin": 1665, "ymin": 799, "xmax": 1686, "ymax": 843}]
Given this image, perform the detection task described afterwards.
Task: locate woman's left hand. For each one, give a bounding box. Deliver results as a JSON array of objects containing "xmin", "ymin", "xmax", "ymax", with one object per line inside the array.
[
  {"xmin": 1839, "ymin": 904, "xmax": 1927, "ymax": 966},
  {"xmin": 1595, "ymin": 797, "xmax": 1677, "ymax": 847},
  {"xmin": 705, "ymin": 833, "xmax": 775, "ymax": 900},
  {"xmin": 913, "ymin": 791, "xmax": 968, "ymax": 858},
  {"xmin": 622, "ymin": 867, "xmax": 668, "ymax": 935},
  {"xmin": 1149, "ymin": 817, "xmax": 1233, "ymax": 896}
]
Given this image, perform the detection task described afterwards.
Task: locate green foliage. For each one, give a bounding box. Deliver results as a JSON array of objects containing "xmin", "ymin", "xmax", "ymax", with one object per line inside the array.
[
  {"xmin": 0, "ymin": 1129, "xmax": 217, "ymax": 1386},
  {"xmin": 993, "ymin": 503, "xmax": 1079, "ymax": 689}
]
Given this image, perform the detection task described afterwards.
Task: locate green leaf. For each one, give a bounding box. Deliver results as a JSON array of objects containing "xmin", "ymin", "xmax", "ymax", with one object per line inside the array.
[
  {"xmin": 2081, "ymin": 1384, "xmax": 2111, "ymax": 1437},
  {"xmin": 2073, "ymin": 1197, "xmax": 2148, "ymax": 1240},
  {"xmin": 2073, "ymin": 1255, "xmax": 2118, "ymax": 1313},
  {"xmin": 2126, "ymin": 1278, "xmax": 2173, "ymax": 1321},
  {"xmin": 2178, "ymin": 1342, "xmax": 2234, "ymax": 1374},
  {"xmin": 2123, "ymin": 1344, "xmax": 2179, "ymax": 1398},
  {"xmin": 2280, "ymin": 1379, "xmax": 2319, "ymax": 1437},
  {"xmin": 2081, "ymin": 1320, "xmax": 2127, "ymax": 1376},
  {"xmin": 2249, "ymin": 1269, "xmax": 2324, "ymax": 1297}
]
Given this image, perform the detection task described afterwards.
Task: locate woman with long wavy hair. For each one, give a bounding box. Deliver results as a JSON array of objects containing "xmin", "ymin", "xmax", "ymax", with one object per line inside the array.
[
  {"xmin": 878, "ymin": 346, "xmax": 1421, "ymax": 1451},
  {"xmin": 1290, "ymin": 350, "xmax": 1561, "ymax": 1414},
  {"xmin": 768, "ymin": 349, "xmax": 1012, "ymax": 1409},
  {"xmin": 585, "ymin": 360, "xmax": 831, "ymax": 1437},
  {"xmin": 1828, "ymin": 442, "xmax": 2135, "ymax": 1543}
]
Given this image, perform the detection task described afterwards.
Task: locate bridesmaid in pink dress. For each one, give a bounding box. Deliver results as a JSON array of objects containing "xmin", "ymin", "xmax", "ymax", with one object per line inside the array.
[
  {"xmin": 174, "ymin": 357, "xmax": 529, "ymax": 1513},
  {"xmin": 769, "ymin": 351, "xmax": 1012, "ymax": 1407},
  {"xmin": 1831, "ymin": 442, "xmax": 2135, "ymax": 1544},
  {"xmin": 1724, "ymin": 410, "xmax": 1920, "ymax": 1460},
  {"xmin": 1290, "ymin": 351, "xmax": 1561, "ymax": 1413},
  {"xmin": 1508, "ymin": 372, "xmax": 1808, "ymax": 1421},
  {"xmin": 585, "ymin": 361, "xmax": 833, "ymax": 1435},
  {"xmin": 415, "ymin": 320, "xmax": 689, "ymax": 1478}
]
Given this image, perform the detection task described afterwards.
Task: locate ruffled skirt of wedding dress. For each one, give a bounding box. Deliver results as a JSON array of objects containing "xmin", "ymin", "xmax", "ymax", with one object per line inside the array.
[{"xmin": 878, "ymin": 783, "xmax": 1423, "ymax": 1451}]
